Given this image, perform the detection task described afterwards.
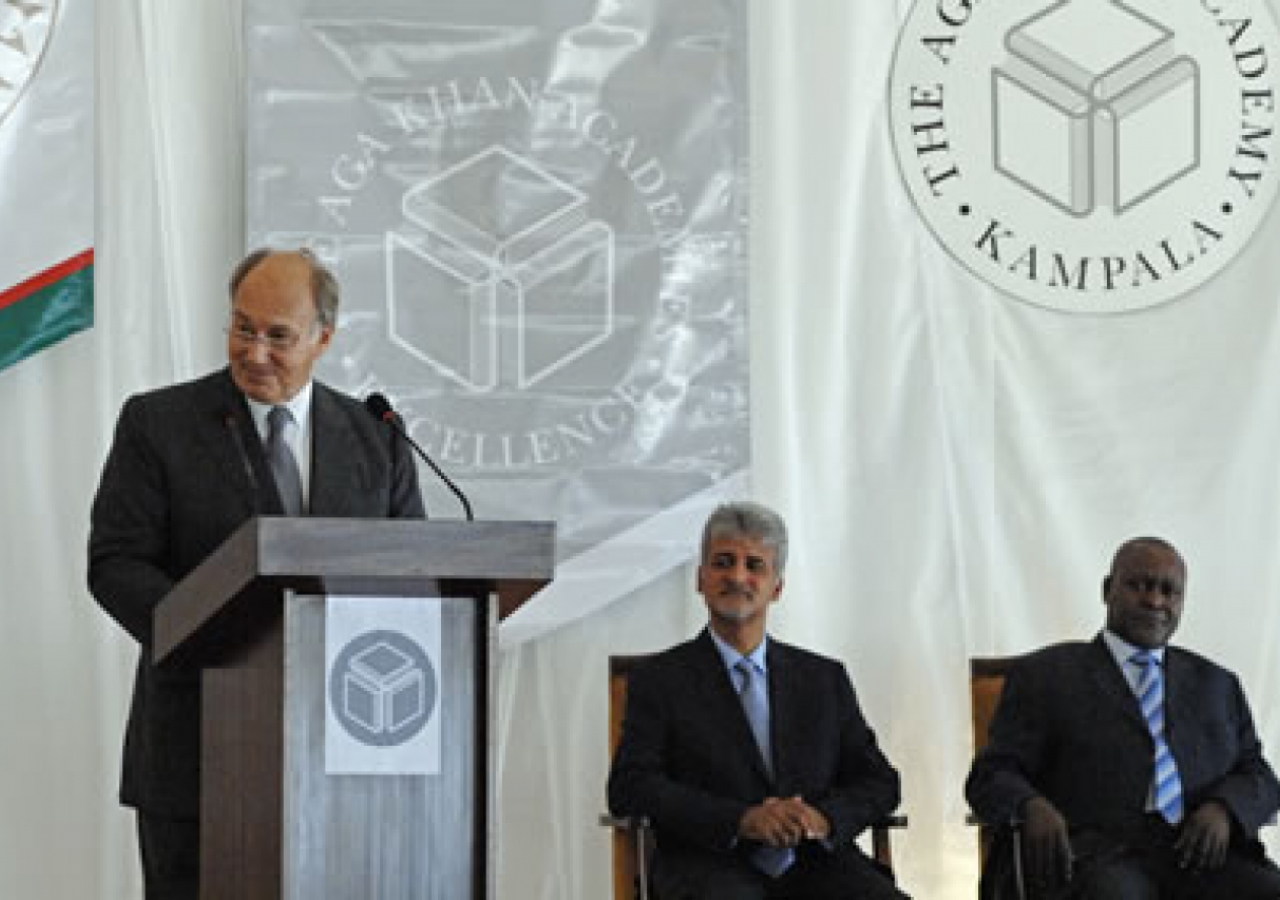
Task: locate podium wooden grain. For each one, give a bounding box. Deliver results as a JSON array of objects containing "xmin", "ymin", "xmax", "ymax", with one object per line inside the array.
[{"xmin": 154, "ymin": 517, "xmax": 554, "ymax": 900}]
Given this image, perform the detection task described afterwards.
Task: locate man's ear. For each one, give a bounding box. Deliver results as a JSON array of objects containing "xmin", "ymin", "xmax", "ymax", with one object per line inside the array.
[
  {"xmin": 1101, "ymin": 575, "xmax": 1111, "ymax": 601},
  {"xmin": 770, "ymin": 578, "xmax": 785, "ymax": 602}
]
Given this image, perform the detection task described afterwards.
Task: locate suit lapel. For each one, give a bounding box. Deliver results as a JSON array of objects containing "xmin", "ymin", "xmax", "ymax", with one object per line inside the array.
[
  {"xmin": 1086, "ymin": 634, "xmax": 1150, "ymax": 735},
  {"xmin": 307, "ymin": 383, "xmax": 367, "ymax": 516},
  {"xmin": 200, "ymin": 370, "xmax": 280, "ymax": 516},
  {"xmin": 1161, "ymin": 648, "xmax": 1192, "ymax": 743},
  {"xmin": 692, "ymin": 632, "xmax": 773, "ymax": 784},
  {"xmin": 766, "ymin": 642, "xmax": 797, "ymax": 788}
]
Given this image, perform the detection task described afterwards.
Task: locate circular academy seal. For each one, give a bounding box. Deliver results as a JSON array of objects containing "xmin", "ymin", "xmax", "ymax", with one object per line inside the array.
[
  {"xmin": 889, "ymin": 0, "xmax": 1280, "ymax": 313},
  {"xmin": 329, "ymin": 630, "xmax": 438, "ymax": 748},
  {"xmin": 0, "ymin": 0, "xmax": 58, "ymax": 130}
]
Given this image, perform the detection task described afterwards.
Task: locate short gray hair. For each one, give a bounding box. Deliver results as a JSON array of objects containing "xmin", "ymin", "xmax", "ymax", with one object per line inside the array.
[
  {"xmin": 228, "ymin": 247, "xmax": 340, "ymax": 329},
  {"xmin": 701, "ymin": 501, "xmax": 788, "ymax": 573}
]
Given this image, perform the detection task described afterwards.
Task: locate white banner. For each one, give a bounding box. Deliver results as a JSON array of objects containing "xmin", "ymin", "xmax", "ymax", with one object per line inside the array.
[
  {"xmin": 0, "ymin": 0, "xmax": 94, "ymax": 370},
  {"xmin": 246, "ymin": 0, "xmax": 750, "ymax": 642},
  {"xmin": 324, "ymin": 597, "xmax": 443, "ymax": 776}
]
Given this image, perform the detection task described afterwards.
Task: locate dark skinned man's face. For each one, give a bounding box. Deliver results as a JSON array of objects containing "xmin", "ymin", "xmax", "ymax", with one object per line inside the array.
[{"xmin": 1103, "ymin": 541, "xmax": 1185, "ymax": 650}]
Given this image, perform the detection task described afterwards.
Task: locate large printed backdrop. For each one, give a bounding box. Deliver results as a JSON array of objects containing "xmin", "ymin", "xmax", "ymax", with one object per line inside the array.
[{"xmin": 246, "ymin": 0, "xmax": 750, "ymax": 642}]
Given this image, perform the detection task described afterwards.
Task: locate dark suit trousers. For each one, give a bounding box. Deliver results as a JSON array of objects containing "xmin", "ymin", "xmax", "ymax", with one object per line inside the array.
[
  {"xmin": 1032, "ymin": 818, "xmax": 1280, "ymax": 900},
  {"xmin": 137, "ymin": 812, "xmax": 198, "ymax": 900},
  {"xmin": 654, "ymin": 843, "xmax": 908, "ymax": 900}
]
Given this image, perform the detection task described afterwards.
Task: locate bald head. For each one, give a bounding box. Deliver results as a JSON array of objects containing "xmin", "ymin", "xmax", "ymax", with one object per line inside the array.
[
  {"xmin": 1103, "ymin": 537, "xmax": 1186, "ymax": 649},
  {"xmin": 226, "ymin": 248, "xmax": 336, "ymax": 404},
  {"xmin": 229, "ymin": 248, "xmax": 339, "ymax": 328}
]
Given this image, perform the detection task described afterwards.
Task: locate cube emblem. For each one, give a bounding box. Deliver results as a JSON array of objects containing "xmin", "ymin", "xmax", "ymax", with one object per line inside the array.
[
  {"xmin": 341, "ymin": 641, "xmax": 426, "ymax": 737},
  {"xmin": 992, "ymin": 0, "xmax": 1200, "ymax": 215},
  {"xmin": 386, "ymin": 145, "xmax": 615, "ymax": 392}
]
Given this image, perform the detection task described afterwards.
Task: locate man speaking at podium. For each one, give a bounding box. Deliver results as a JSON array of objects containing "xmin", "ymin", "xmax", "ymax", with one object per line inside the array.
[{"xmin": 88, "ymin": 248, "xmax": 425, "ymax": 898}]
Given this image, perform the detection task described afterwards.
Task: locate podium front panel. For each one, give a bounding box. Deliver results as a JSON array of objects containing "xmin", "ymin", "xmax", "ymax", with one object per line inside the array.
[{"xmin": 282, "ymin": 593, "xmax": 482, "ymax": 898}]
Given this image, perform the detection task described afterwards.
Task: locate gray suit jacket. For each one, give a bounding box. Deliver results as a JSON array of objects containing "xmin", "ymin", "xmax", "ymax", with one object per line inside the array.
[
  {"xmin": 607, "ymin": 630, "xmax": 901, "ymax": 883},
  {"xmin": 88, "ymin": 368, "xmax": 425, "ymax": 816},
  {"xmin": 966, "ymin": 636, "xmax": 1280, "ymax": 893}
]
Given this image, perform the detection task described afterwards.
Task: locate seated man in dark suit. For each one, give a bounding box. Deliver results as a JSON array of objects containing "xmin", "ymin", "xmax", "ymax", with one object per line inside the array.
[
  {"xmin": 607, "ymin": 501, "xmax": 908, "ymax": 899},
  {"xmin": 966, "ymin": 537, "xmax": 1280, "ymax": 899}
]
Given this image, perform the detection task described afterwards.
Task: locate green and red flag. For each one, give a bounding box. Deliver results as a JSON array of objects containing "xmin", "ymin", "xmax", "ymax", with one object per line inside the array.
[{"xmin": 0, "ymin": 250, "xmax": 93, "ymax": 370}]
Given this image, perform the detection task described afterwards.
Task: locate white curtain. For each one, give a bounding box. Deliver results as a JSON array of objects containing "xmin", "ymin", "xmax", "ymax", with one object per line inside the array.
[{"xmin": 1, "ymin": 1, "xmax": 1277, "ymax": 898}]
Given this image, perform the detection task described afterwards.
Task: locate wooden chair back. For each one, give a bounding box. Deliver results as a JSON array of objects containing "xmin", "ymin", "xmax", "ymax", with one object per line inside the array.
[
  {"xmin": 969, "ymin": 655, "xmax": 1024, "ymax": 867},
  {"xmin": 608, "ymin": 655, "xmax": 651, "ymax": 900}
]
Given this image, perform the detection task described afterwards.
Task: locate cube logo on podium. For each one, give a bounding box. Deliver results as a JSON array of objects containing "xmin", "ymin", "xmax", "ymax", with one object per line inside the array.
[
  {"xmin": 331, "ymin": 631, "xmax": 438, "ymax": 746},
  {"xmin": 324, "ymin": 597, "xmax": 443, "ymax": 775},
  {"xmin": 890, "ymin": 0, "xmax": 1280, "ymax": 313}
]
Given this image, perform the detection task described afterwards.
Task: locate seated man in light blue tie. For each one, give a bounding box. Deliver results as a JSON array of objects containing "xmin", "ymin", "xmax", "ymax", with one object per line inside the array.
[
  {"xmin": 607, "ymin": 501, "xmax": 907, "ymax": 899},
  {"xmin": 966, "ymin": 537, "xmax": 1280, "ymax": 899}
]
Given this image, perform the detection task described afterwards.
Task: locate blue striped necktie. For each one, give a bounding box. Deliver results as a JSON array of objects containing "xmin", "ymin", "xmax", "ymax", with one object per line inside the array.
[
  {"xmin": 735, "ymin": 659, "xmax": 794, "ymax": 877},
  {"xmin": 1131, "ymin": 651, "xmax": 1184, "ymax": 824}
]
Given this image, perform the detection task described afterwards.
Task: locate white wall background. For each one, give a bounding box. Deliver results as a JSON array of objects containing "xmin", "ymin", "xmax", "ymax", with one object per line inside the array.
[{"xmin": 1, "ymin": 1, "xmax": 1278, "ymax": 897}]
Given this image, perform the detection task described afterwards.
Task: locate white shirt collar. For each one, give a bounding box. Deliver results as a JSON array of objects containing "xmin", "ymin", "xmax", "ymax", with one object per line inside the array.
[
  {"xmin": 1102, "ymin": 628, "xmax": 1165, "ymax": 669},
  {"xmin": 245, "ymin": 381, "xmax": 314, "ymax": 439},
  {"xmin": 708, "ymin": 627, "xmax": 769, "ymax": 675}
]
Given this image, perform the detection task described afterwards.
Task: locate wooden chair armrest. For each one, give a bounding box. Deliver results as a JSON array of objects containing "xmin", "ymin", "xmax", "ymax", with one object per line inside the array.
[
  {"xmin": 965, "ymin": 810, "xmax": 1024, "ymax": 827},
  {"xmin": 966, "ymin": 810, "xmax": 1027, "ymax": 900},
  {"xmin": 600, "ymin": 813, "xmax": 654, "ymax": 900},
  {"xmin": 868, "ymin": 814, "xmax": 907, "ymax": 873}
]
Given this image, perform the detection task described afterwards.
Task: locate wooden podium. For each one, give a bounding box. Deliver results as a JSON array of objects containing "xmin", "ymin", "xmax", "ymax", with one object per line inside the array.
[{"xmin": 153, "ymin": 516, "xmax": 555, "ymax": 900}]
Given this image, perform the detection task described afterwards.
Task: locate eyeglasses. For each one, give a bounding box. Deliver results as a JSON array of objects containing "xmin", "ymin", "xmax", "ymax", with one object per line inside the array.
[{"xmin": 225, "ymin": 320, "xmax": 314, "ymax": 353}]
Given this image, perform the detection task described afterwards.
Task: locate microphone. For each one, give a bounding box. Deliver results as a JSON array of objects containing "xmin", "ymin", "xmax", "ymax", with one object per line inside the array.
[
  {"xmin": 224, "ymin": 411, "xmax": 262, "ymax": 502},
  {"xmin": 364, "ymin": 392, "xmax": 474, "ymax": 521}
]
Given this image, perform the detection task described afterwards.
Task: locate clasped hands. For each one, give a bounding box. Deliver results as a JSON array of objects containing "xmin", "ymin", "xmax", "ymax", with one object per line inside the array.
[
  {"xmin": 739, "ymin": 796, "xmax": 831, "ymax": 848},
  {"xmin": 1021, "ymin": 795, "xmax": 1233, "ymax": 887}
]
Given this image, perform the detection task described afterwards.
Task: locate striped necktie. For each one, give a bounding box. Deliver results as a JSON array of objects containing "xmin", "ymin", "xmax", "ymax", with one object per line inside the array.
[
  {"xmin": 735, "ymin": 659, "xmax": 794, "ymax": 877},
  {"xmin": 1131, "ymin": 651, "xmax": 1183, "ymax": 824},
  {"xmin": 266, "ymin": 405, "xmax": 303, "ymax": 516}
]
